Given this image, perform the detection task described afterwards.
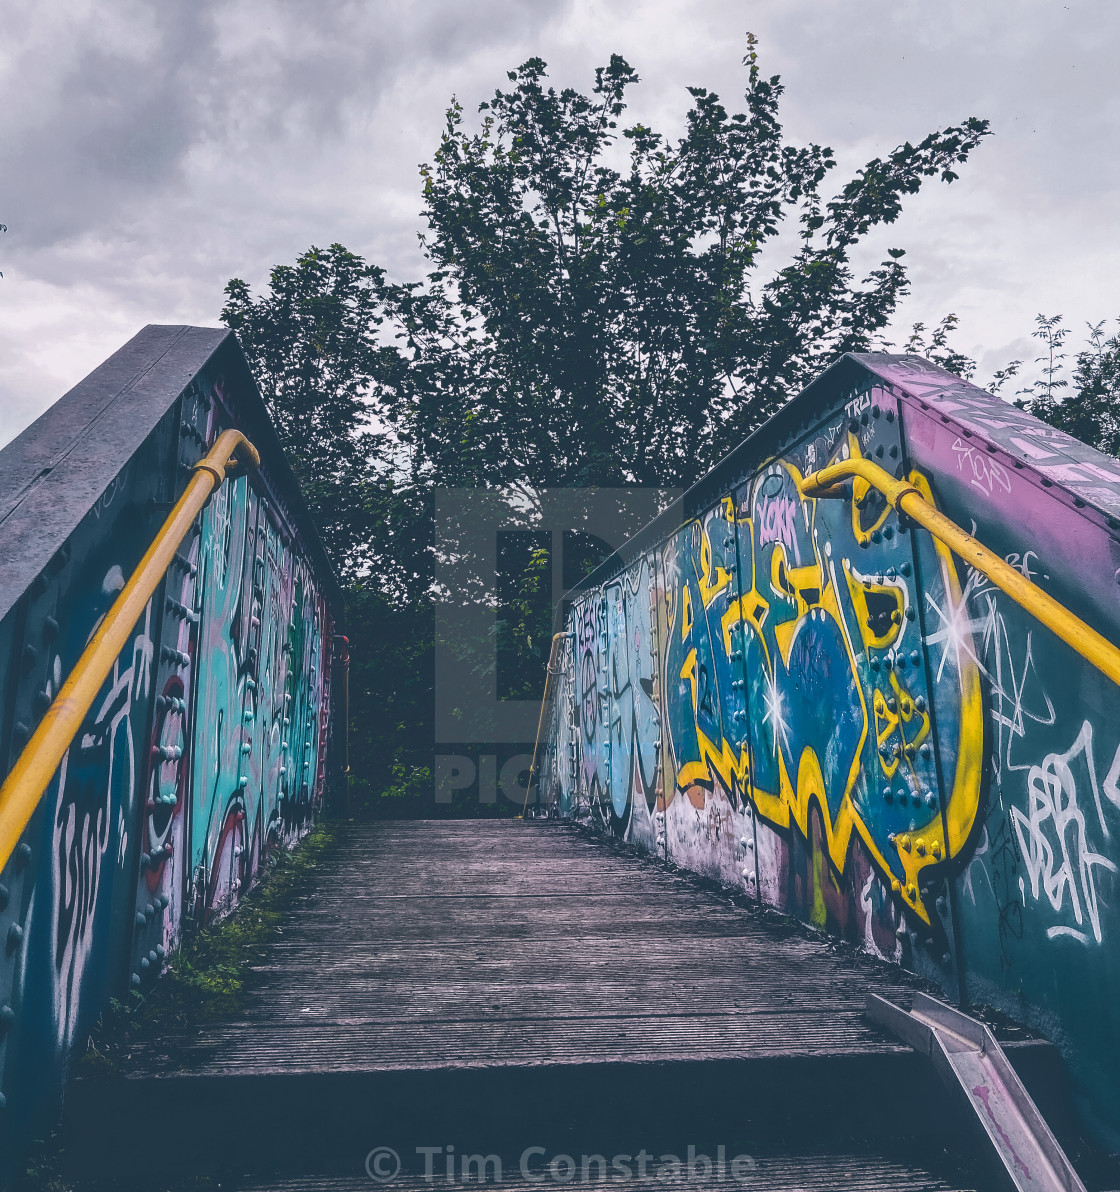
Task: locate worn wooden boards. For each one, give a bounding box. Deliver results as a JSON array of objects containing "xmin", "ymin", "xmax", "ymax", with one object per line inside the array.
[{"xmin": 66, "ymin": 820, "xmax": 1060, "ymax": 1187}]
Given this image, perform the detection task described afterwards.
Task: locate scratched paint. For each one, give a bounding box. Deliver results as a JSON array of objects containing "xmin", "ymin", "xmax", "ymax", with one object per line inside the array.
[{"xmin": 539, "ymin": 352, "xmax": 1120, "ymax": 1150}]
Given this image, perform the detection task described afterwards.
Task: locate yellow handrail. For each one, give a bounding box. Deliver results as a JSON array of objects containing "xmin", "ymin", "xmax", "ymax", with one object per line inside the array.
[
  {"xmin": 523, "ymin": 631, "xmax": 566, "ymax": 817},
  {"xmin": 0, "ymin": 429, "xmax": 260, "ymax": 874},
  {"xmin": 800, "ymin": 456, "xmax": 1120, "ymax": 689}
]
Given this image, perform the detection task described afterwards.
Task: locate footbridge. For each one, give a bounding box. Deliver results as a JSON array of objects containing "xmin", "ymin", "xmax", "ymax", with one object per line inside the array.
[{"xmin": 0, "ymin": 331, "xmax": 1119, "ymax": 1190}]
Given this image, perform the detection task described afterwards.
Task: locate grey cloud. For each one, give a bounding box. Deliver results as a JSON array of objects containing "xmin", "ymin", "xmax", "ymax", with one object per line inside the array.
[
  {"xmin": 0, "ymin": 0, "xmax": 1116, "ymax": 443},
  {"xmin": 0, "ymin": 0, "xmax": 567, "ymax": 253}
]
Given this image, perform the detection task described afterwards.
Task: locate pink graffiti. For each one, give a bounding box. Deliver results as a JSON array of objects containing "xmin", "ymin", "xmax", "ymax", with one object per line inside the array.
[
  {"xmin": 757, "ymin": 494, "xmax": 798, "ymax": 552},
  {"xmin": 972, "ymin": 1084, "xmax": 1031, "ymax": 1182}
]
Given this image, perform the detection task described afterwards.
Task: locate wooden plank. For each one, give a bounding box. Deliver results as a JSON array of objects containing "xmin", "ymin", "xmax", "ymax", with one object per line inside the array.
[{"xmin": 122, "ymin": 820, "xmax": 934, "ymax": 1080}]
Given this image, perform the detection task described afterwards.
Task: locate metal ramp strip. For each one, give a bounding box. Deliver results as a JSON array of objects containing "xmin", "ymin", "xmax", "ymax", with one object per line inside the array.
[{"xmin": 867, "ymin": 991, "xmax": 1086, "ymax": 1192}]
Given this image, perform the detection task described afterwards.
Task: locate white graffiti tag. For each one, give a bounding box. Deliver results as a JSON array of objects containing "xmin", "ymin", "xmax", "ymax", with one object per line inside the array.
[
  {"xmin": 1011, "ymin": 722, "xmax": 1120, "ymax": 944},
  {"xmin": 952, "ymin": 437, "xmax": 1013, "ymax": 497}
]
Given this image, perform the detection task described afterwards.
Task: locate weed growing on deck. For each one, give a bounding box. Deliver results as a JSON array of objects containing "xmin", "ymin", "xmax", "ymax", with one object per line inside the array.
[{"xmin": 81, "ymin": 820, "xmax": 338, "ymax": 1070}]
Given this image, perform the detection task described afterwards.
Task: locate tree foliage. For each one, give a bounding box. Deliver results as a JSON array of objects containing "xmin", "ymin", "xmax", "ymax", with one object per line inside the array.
[
  {"xmin": 222, "ymin": 43, "xmax": 994, "ymax": 812},
  {"xmin": 223, "ymin": 245, "xmax": 429, "ymax": 593},
  {"xmin": 387, "ymin": 42, "xmax": 989, "ymax": 489},
  {"xmin": 1019, "ymin": 316, "xmax": 1120, "ymax": 458}
]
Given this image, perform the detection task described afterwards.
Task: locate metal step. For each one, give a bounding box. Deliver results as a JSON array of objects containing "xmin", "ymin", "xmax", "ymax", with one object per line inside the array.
[{"xmin": 867, "ymin": 991, "xmax": 1086, "ymax": 1192}]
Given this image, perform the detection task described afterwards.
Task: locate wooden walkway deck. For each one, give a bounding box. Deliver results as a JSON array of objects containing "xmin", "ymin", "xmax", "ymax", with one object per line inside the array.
[
  {"xmin": 136, "ymin": 819, "xmax": 926, "ymax": 1074},
  {"xmin": 66, "ymin": 820, "xmax": 1061, "ymax": 1189}
]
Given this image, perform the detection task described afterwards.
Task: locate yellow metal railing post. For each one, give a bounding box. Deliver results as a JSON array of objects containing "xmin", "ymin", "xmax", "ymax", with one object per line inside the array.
[
  {"xmin": 800, "ymin": 456, "xmax": 1120, "ymax": 689},
  {"xmin": 0, "ymin": 429, "xmax": 259, "ymax": 874},
  {"xmin": 522, "ymin": 631, "xmax": 565, "ymax": 818}
]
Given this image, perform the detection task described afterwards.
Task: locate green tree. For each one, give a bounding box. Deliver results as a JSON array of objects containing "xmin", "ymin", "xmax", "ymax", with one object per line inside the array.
[
  {"xmin": 223, "ymin": 42, "xmax": 994, "ymax": 812},
  {"xmin": 222, "ymin": 244, "xmax": 428, "ymax": 590},
  {"xmin": 384, "ymin": 41, "xmax": 989, "ymax": 490},
  {"xmin": 1020, "ymin": 316, "xmax": 1120, "ymax": 458},
  {"xmin": 223, "ymin": 246, "xmax": 437, "ymax": 815}
]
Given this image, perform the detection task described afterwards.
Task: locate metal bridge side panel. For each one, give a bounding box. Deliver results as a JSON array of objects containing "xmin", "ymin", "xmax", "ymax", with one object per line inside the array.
[
  {"xmin": 0, "ymin": 409, "xmax": 178, "ymax": 1157},
  {"xmin": 602, "ymin": 555, "xmax": 661, "ymax": 852},
  {"xmin": 659, "ymin": 503, "xmax": 754, "ymax": 888},
  {"xmin": 904, "ymin": 395, "xmax": 1120, "ymax": 1151},
  {"xmin": 715, "ymin": 392, "xmax": 950, "ymax": 967}
]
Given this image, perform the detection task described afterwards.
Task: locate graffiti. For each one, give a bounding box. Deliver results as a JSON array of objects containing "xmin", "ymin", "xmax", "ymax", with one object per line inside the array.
[
  {"xmin": 1011, "ymin": 722, "xmax": 1118, "ymax": 945},
  {"xmin": 546, "ymin": 427, "xmax": 984, "ymax": 937},
  {"xmin": 756, "ymin": 493, "xmax": 797, "ymax": 553},
  {"xmin": 649, "ymin": 451, "xmax": 979, "ymax": 930},
  {"xmin": 951, "ymin": 436, "xmax": 1013, "ymax": 497},
  {"xmin": 191, "ymin": 461, "xmax": 330, "ymax": 921},
  {"xmin": 0, "ymin": 333, "xmax": 339, "ymax": 1167},
  {"xmin": 603, "ymin": 561, "xmax": 659, "ymax": 827},
  {"xmin": 532, "ymin": 351, "xmax": 1120, "ymax": 1148},
  {"xmin": 52, "ymin": 575, "xmax": 154, "ymax": 1050}
]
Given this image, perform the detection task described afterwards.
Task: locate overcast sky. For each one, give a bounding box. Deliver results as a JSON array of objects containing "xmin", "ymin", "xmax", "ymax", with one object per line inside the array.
[{"xmin": 1, "ymin": 0, "xmax": 1117, "ymax": 444}]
